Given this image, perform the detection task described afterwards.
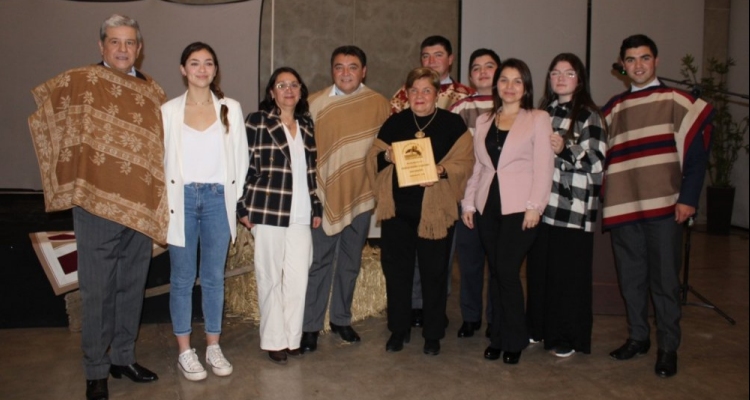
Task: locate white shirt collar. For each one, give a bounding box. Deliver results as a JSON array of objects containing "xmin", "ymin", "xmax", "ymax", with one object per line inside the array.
[
  {"xmin": 330, "ymin": 83, "xmax": 364, "ymax": 97},
  {"xmin": 631, "ymin": 77, "xmax": 660, "ymax": 92},
  {"xmin": 102, "ymin": 61, "xmax": 136, "ymax": 77}
]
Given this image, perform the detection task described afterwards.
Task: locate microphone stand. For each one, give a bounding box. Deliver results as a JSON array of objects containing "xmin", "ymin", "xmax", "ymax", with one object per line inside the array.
[
  {"xmin": 680, "ymin": 218, "xmax": 736, "ymax": 325},
  {"xmin": 612, "ymin": 65, "xmax": 741, "ymax": 325},
  {"xmin": 661, "ymin": 75, "xmax": 741, "ymax": 325}
]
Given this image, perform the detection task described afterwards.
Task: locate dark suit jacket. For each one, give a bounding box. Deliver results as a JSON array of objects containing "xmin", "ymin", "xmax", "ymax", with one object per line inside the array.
[{"xmin": 238, "ymin": 109, "xmax": 322, "ymax": 226}]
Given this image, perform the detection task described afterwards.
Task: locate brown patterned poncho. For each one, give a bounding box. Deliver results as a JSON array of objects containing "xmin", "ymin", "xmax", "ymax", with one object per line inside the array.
[{"xmin": 28, "ymin": 65, "xmax": 169, "ymax": 243}]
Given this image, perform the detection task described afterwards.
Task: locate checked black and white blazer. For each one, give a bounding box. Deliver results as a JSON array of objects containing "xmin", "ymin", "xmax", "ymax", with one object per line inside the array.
[{"xmin": 237, "ymin": 109, "xmax": 322, "ymax": 226}]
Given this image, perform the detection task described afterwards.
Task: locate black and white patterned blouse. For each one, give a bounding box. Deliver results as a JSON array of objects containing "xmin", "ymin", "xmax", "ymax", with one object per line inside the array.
[{"xmin": 542, "ymin": 100, "xmax": 607, "ymax": 232}]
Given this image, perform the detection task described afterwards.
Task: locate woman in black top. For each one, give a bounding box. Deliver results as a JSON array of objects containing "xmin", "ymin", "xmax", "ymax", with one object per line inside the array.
[{"xmin": 367, "ymin": 67, "xmax": 474, "ymax": 356}]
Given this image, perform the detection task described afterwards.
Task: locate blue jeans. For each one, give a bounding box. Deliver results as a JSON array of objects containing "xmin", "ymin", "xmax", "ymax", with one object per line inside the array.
[{"xmin": 170, "ymin": 183, "xmax": 230, "ymax": 336}]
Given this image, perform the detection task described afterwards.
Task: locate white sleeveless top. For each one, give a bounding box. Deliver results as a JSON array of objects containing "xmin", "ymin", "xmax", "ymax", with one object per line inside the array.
[{"xmin": 182, "ymin": 120, "xmax": 225, "ymax": 184}]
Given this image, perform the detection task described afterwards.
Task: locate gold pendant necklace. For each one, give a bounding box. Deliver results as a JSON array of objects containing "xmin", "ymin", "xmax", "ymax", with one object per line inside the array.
[{"xmin": 413, "ymin": 109, "xmax": 437, "ymax": 138}]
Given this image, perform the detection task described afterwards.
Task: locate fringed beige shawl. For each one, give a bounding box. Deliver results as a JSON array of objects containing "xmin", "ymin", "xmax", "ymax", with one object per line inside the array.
[
  {"xmin": 366, "ymin": 132, "xmax": 474, "ymax": 239},
  {"xmin": 309, "ymin": 85, "xmax": 390, "ymax": 235},
  {"xmin": 28, "ymin": 65, "xmax": 169, "ymax": 243}
]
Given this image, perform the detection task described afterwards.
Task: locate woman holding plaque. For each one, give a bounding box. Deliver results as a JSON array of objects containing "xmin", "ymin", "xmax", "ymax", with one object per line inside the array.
[
  {"xmin": 366, "ymin": 67, "xmax": 474, "ymax": 356},
  {"xmin": 461, "ymin": 59, "xmax": 554, "ymax": 364}
]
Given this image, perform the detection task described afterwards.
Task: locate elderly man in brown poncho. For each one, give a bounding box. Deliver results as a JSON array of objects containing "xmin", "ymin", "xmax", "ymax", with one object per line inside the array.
[{"xmin": 28, "ymin": 14, "xmax": 166, "ymax": 400}]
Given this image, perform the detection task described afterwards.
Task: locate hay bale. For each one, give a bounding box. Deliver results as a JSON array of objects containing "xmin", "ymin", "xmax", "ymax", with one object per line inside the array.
[
  {"xmin": 224, "ymin": 224, "xmax": 260, "ymax": 322},
  {"xmin": 224, "ymin": 224, "xmax": 386, "ymax": 328},
  {"xmin": 337, "ymin": 244, "xmax": 386, "ymax": 328}
]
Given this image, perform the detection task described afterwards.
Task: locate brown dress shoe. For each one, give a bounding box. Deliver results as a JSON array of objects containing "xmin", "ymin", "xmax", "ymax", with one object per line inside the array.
[
  {"xmin": 267, "ymin": 350, "xmax": 288, "ymax": 364},
  {"xmin": 285, "ymin": 348, "xmax": 303, "ymax": 357}
]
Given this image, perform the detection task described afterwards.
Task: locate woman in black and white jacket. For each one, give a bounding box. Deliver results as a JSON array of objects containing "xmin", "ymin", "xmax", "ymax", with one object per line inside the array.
[
  {"xmin": 238, "ymin": 66, "xmax": 322, "ymax": 365},
  {"xmin": 526, "ymin": 53, "xmax": 607, "ymax": 358}
]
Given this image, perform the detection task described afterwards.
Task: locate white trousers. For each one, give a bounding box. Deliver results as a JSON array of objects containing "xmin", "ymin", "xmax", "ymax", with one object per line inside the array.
[{"xmin": 252, "ymin": 223, "xmax": 312, "ymax": 351}]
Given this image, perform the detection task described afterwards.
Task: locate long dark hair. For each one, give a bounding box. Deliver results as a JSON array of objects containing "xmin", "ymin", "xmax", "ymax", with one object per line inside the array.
[
  {"xmin": 180, "ymin": 42, "xmax": 229, "ymax": 133},
  {"xmin": 259, "ymin": 67, "xmax": 310, "ymax": 122},
  {"xmin": 491, "ymin": 58, "xmax": 534, "ymax": 115},
  {"xmin": 538, "ymin": 53, "xmax": 604, "ymax": 141}
]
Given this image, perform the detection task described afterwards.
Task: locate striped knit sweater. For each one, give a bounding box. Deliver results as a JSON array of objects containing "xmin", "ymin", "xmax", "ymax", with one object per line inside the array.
[
  {"xmin": 449, "ymin": 93, "xmax": 493, "ymax": 136},
  {"xmin": 601, "ymin": 84, "xmax": 713, "ymax": 229}
]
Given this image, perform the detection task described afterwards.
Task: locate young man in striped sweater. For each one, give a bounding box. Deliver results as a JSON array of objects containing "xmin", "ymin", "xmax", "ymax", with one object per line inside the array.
[{"xmin": 602, "ymin": 34, "xmax": 713, "ymax": 379}]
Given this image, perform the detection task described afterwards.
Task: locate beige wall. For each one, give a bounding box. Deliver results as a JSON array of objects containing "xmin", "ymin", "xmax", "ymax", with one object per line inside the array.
[
  {"xmin": 259, "ymin": 0, "xmax": 460, "ymax": 99},
  {"xmin": 460, "ymin": 0, "xmax": 705, "ymax": 106},
  {"xmin": 0, "ymin": 0, "xmax": 262, "ymax": 190},
  {"xmin": 460, "ymin": 0, "xmax": 588, "ymax": 105},
  {"xmin": 589, "ymin": 0, "xmax": 705, "ymax": 105}
]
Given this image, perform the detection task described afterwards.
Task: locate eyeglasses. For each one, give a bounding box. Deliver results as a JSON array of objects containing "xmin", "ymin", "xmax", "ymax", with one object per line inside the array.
[
  {"xmin": 549, "ymin": 71, "xmax": 577, "ymax": 79},
  {"xmin": 275, "ymin": 82, "xmax": 301, "ymax": 90}
]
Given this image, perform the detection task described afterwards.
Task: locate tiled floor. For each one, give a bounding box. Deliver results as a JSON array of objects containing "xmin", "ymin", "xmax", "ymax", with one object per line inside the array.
[{"xmin": 0, "ymin": 226, "xmax": 747, "ymax": 400}]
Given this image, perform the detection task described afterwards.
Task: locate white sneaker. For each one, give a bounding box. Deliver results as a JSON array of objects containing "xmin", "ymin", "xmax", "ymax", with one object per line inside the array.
[
  {"xmin": 178, "ymin": 348, "xmax": 207, "ymax": 381},
  {"xmin": 206, "ymin": 344, "xmax": 233, "ymax": 377},
  {"xmin": 554, "ymin": 346, "xmax": 576, "ymax": 358}
]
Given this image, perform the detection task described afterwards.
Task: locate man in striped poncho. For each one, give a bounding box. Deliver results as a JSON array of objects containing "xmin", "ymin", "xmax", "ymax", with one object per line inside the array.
[
  {"xmin": 602, "ymin": 34, "xmax": 713, "ymax": 379},
  {"xmin": 300, "ymin": 46, "xmax": 391, "ymax": 353}
]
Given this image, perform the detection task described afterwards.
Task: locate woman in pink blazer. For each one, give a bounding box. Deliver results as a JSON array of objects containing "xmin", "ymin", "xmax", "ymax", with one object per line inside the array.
[{"xmin": 461, "ymin": 59, "xmax": 554, "ymax": 364}]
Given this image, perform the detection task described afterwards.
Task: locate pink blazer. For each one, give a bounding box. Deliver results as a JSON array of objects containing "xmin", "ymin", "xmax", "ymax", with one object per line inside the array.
[{"xmin": 461, "ymin": 108, "xmax": 554, "ymax": 215}]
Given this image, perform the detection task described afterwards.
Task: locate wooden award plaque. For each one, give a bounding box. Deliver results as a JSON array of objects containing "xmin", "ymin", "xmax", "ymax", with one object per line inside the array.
[{"xmin": 391, "ymin": 138, "xmax": 439, "ymax": 187}]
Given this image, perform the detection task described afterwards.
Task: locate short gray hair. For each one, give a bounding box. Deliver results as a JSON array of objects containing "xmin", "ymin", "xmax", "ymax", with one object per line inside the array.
[{"xmin": 99, "ymin": 14, "xmax": 142, "ymax": 44}]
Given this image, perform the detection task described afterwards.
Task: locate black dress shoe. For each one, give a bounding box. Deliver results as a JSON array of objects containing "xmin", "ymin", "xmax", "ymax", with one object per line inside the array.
[
  {"xmin": 411, "ymin": 309, "xmax": 424, "ymax": 327},
  {"xmin": 268, "ymin": 350, "xmax": 288, "ymax": 364},
  {"xmin": 503, "ymin": 351, "xmax": 522, "ymax": 364},
  {"xmin": 385, "ymin": 330, "xmax": 411, "ymax": 352},
  {"xmin": 654, "ymin": 349, "xmax": 678, "ymax": 378},
  {"xmin": 109, "ymin": 363, "xmax": 158, "ymax": 383},
  {"xmin": 330, "ymin": 322, "xmax": 361, "ymax": 343},
  {"xmin": 457, "ymin": 321, "xmax": 482, "ymax": 338},
  {"xmin": 300, "ymin": 331, "xmax": 319, "ymax": 353},
  {"xmin": 484, "ymin": 346, "xmax": 501, "ymax": 360},
  {"xmin": 609, "ymin": 338, "xmax": 651, "ymax": 360},
  {"xmin": 86, "ymin": 379, "xmax": 108, "ymax": 400},
  {"xmin": 423, "ymin": 339, "xmax": 441, "ymax": 355}
]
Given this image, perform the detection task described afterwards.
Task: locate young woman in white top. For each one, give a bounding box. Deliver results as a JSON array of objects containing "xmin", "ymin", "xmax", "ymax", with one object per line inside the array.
[{"xmin": 162, "ymin": 42, "xmax": 249, "ymax": 381}]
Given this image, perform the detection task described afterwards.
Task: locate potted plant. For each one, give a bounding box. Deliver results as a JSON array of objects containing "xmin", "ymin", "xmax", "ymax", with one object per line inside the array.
[{"xmin": 681, "ymin": 55, "xmax": 749, "ymax": 235}]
